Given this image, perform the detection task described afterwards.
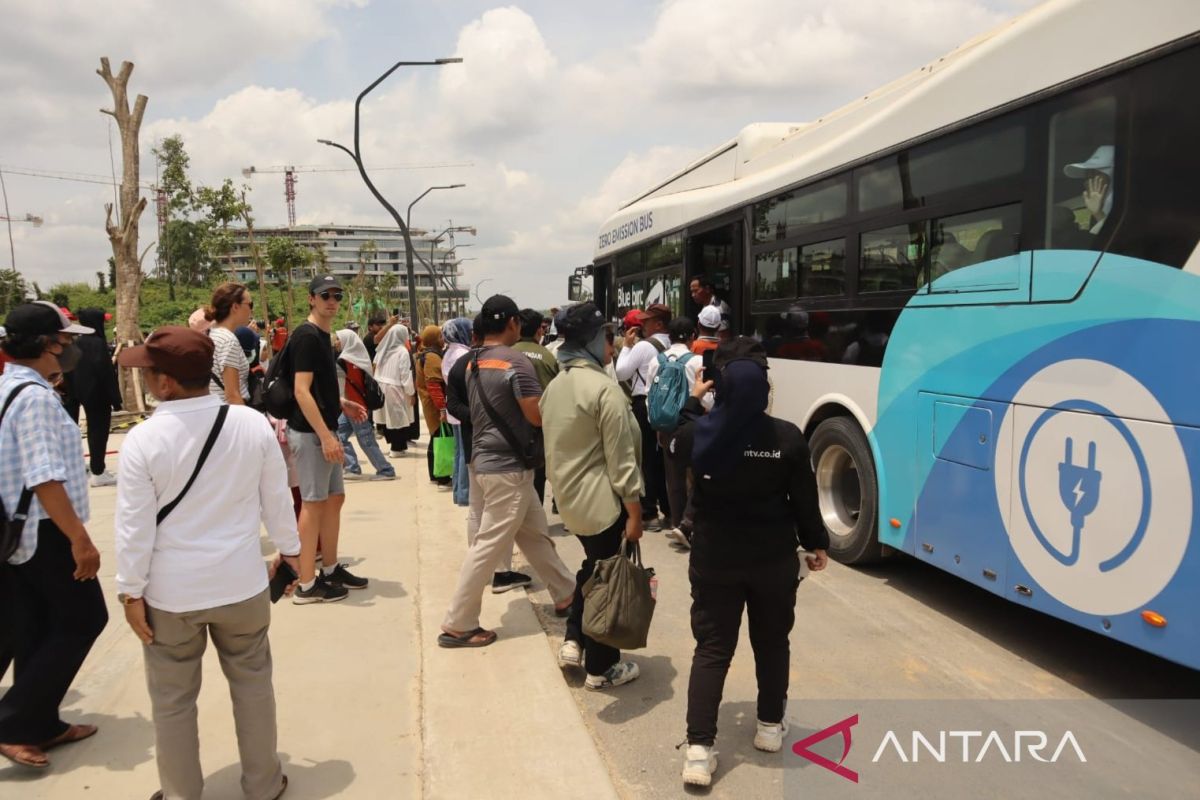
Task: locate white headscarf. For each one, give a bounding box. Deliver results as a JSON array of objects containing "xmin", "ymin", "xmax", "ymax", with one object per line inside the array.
[
  {"xmin": 373, "ymin": 324, "xmax": 413, "ymax": 390},
  {"xmin": 336, "ymin": 329, "xmax": 373, "ymax": 373}
]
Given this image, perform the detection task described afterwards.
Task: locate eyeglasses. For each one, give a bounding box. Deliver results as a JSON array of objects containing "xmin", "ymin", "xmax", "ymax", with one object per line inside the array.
[
  {"xmin": 319, "ymin": 291, "xmax": 344, "ymax": 302},
  {"xmin": 243, "ymin": 299, "xmax": 254, "ymax": 309}
]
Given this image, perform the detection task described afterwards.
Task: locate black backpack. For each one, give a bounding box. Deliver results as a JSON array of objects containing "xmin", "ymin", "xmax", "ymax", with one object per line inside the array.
[
  {"xmin": 262, "ymin": 334, "xmax": 297, "ymax": 419},
  {"xmin": 339, "ymin": 359, "xmax": 385, "ymax": 411},
  {"xmin": 0, "ymin": 383, "xmax": 39, "ymax": 562}
]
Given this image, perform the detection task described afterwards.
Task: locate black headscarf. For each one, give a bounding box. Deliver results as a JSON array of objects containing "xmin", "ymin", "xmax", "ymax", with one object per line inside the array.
[{"xmin": 692, "ymin": 358, "xmax": 771, "ymax": 478}]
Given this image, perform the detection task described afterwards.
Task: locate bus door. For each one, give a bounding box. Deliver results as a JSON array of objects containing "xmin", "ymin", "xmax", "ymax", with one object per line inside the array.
[
  {"xmin": 592, "ymin": 262, "xmax": 611, "ymax": 318},
  {"xmin": 686, "ymin": 217, "xmax": 743, "ymax": 332}
]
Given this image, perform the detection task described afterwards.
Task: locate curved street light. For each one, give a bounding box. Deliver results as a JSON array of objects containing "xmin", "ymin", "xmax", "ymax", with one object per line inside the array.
[{"xmin": 316, "ymin": 56, "xmax": 463, "ymax": 330}]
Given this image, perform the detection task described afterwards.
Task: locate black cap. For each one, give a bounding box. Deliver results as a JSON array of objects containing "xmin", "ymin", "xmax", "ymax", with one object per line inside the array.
[
  {"xmin": 309, "ymin": 275, "xmax": 344, "ymax": 295},
  {"xmin": 480, "ymin": 294, "xmax": 519, "ymax": 323},
  {"xmin": 4, "ymin": 301, "xmax": 94, "ymax": 337},
  {"xmin": 555, "ymin": 302, "xmax": 606, "ymax": 343}
]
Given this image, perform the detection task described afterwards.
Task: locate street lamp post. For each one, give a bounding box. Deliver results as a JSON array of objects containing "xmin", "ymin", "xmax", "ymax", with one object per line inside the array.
[
  {"xmin": 423, "ymin": 225, "xmax": 474, "ymax": 320},
  {"xmin": 407, "ymin": 188, "xmax": 465, "ymax": 321},
  {"xmin": 317, "ymin": 56, "xmax": 462, "ymax": 330}
]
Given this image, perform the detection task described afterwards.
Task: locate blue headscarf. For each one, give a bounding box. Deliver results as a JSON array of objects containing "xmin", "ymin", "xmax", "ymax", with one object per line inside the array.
[
  {"xmin": 692, "ymin": 359, "xmax": 771, "ymax": 479},
  {"xmin": 442, "ymin": 317, "xmax": 473, "ymax": 347}
]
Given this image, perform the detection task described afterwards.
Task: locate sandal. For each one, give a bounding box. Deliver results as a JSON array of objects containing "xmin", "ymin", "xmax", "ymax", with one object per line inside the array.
[
  {"xmin": 0, "ymin": 742, "xmax": 49, "ymax": 769},
  {"xmin": 40, "ymin": 723, "xmax": 98, "ymax": 750},
  {"xmin": 437, "ymin": 627, "xmax": 497, "ymax": 648}
]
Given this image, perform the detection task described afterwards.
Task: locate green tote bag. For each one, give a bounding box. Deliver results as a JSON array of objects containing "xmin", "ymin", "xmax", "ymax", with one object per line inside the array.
[{"xmin": 432, "ymin": 423, "xmax": 456, "ymax": 478}]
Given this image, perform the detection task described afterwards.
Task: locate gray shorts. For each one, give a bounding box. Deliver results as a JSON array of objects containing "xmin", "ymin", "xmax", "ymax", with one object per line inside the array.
[{"xmin": 286, "ymin": 427, "xmax": 345, "ymax": 502}]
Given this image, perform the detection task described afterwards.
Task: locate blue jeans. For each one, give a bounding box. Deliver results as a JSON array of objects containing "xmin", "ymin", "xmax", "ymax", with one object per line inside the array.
[
  {"xmin": 339, "ymin": 414, "xmax": 396, "ymax": 476},
  {"xmin": 451, "ymin": 424, "xmax": 469, "ymax": 507}
]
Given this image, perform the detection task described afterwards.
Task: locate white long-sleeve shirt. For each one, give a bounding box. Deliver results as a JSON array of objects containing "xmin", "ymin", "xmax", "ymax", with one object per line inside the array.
[
  {"xmin": 615, "ymin": 333, "xmax": 671, "ymax": 397},
  {"xmin": 115, "ymin": 395, "xmax": 300, "ymax": 613}
]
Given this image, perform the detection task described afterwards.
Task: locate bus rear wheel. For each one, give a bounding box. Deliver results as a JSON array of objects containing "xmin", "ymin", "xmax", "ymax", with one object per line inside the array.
[{"xmin": 810, "ymin": 416, "xmax": 882, "ymax": 565}]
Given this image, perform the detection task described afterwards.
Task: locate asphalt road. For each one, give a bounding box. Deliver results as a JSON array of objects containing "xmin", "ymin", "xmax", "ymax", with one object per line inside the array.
[{"xmin": 527, "ymin": 518, "xmax": 1200, "ymax": 799}]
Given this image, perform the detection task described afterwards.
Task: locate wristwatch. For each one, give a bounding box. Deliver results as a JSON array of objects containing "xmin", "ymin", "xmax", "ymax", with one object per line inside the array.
[{"xmin": 117, "ymin": 593, "xmax": 143, "ymax": 605}]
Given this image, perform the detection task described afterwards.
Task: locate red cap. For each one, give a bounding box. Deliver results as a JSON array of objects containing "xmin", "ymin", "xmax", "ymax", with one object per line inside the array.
[
  {"xmin": 622, "ymin": 309, "xmax": 643, "ymax": 329},
  {"xmin": 118, "ymin": 326, "xmax": 214, "ymax": 381}
]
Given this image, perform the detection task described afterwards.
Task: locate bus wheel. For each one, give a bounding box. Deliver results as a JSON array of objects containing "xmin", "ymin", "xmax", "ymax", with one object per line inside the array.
[{"xmin": 810, "ymin": 416, "xmax": 882, "ymax": 564}]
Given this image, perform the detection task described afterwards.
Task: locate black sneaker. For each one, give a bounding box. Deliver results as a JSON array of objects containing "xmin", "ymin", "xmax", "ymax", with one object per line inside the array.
[
  {"xmin": 292, "ymin": 575, "xmax": 349, "ymax": 604},
  {"xmin": 643, "ymin": 515, "xmax": 665, "ymax": 532},
  {"xmin": 491, "ymin": 571, "xmax": 533, "ymax": 594},
  {"xmin": 325, "ymin": 563, "xmax": 369, "ymax": 590}
]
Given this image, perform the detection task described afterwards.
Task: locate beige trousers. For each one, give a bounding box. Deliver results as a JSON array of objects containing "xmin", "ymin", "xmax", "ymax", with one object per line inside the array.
[
  {"xmin": 467, "ymin": 465, "xmax": 512, "ymax": 573},
  {"xmin": 143, "ymin": 589, "xmax": 284, "ymax": 800},
  {"xmin": 444, "ymin": 469, "xmax": 575, "ymax": 632}
]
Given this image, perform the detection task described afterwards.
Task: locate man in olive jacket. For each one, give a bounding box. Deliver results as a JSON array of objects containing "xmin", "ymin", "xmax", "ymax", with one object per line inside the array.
[{"xmin": 540, "ymin": 303, "xmax": 645, "ymax": 691}]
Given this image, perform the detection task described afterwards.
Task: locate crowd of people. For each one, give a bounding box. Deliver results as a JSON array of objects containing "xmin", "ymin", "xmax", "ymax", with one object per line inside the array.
[{"xmin": 0, "ymin": 273, "xmax": 830, "ymax": 792}]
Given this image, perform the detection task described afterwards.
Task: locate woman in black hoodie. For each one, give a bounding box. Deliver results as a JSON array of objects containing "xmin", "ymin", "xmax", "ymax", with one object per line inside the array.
[
  {"xmin": 669, "ymin": 338, "xmax": 829, "ymax": 787},
  {"xmin": 65, "ymin": 308, "xmax": 121, "ymax": 486}
]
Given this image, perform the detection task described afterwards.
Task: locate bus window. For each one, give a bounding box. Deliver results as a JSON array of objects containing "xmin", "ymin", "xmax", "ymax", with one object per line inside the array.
[
  {"xmin": 799, "ymin": 239, "xmax": 847, "ymax": 297},
  {"xmin": 857, "ymin": 119, "xmax": 1025, "ymax": 213},
  {"xmin": 753, "ymin": 178, "xmax": 847, "ymax": 243},
  {"xmin": 930, "ymin": 204, "xmax": 1021, "ymax": 281},
  {"xmin": 753, "ymin": 308, "xmax": 899, "ymax": 365},
  {"xmin": 754, "ymin": 248, "xmax": 797, "ymax": 300},
  {"xmin": 1046, "ymin": 95, "xmax": 1117, "ymax": 250},
  {"xmin": 860, "ymin": 223, "xmax": 927, "ymax": 293}
]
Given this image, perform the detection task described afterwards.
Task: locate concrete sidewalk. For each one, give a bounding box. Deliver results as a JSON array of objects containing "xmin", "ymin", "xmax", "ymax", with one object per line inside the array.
[{"xmin": 0, "ymin": 433, "xmax": 618, "ymax": 799}]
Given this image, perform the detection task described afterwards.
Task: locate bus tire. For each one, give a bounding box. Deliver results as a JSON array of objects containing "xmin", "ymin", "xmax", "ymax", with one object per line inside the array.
[{"xmin": 809, "ymin": 416, "xmax": 882, "ymax": 565}]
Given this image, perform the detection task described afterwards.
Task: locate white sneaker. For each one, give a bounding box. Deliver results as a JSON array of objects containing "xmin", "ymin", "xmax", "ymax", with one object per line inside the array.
[
  {"xmin": 388, "ymin": 450, "xmax": 406, "ymax": 459},
  {"xmin": 584, "ymin": 660, "xmax": 640, "ymax": 690},
  {"xmin": 89, "ymin": 471, "xmax": 117, "ymax": 488},
  {"xmin": 344, "ymin": 471, "xmax": 366, "ymax": 481},
  {"xmin": 665, "ymin": 528, "xmax": 690, "ymax": 549},
  {"xmin": 682, "ymin": 744, "xmax": 718, "ymax": 786},
  {"xmin": 370, "ymin": 473, "xmax": 397, "ymax": 481},
  {"xmin": 754, "ymin": 719, "xmax": 789, "ymax": 753},
  {"xmin": 557, "ymin": 640, "xmax": 582, "ymax": 670}
]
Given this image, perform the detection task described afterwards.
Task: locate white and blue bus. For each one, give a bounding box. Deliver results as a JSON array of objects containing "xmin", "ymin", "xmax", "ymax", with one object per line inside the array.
[{"xmin": 588, "ymin": 0, "xmax": 1200, "ymax": 669}]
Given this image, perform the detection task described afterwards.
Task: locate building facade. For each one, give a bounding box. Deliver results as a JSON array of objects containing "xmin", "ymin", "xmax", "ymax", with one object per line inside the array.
[{"xmin": 228, "ymin": 224, "xmax": 469, "ymax": 318}]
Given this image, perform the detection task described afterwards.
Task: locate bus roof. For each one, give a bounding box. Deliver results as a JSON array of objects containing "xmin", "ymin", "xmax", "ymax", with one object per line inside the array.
[{"xmin": 594, "ymin": 0, "xmax": 1200, "ymax": 260}]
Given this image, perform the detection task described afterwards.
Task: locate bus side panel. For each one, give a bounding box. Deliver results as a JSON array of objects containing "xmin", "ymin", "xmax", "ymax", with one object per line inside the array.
[{"xmin": 875, "ymin": 252, "xmax": 1200, "ymax": 668}]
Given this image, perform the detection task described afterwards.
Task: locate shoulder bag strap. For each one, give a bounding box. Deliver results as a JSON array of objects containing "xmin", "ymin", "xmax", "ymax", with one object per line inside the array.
[
  {"xmin": 157, "ymin": 405, "xmax": 229, "ymax": 525},
  {"xmin": 470, "ymin": 350, "xmax": 534, "ymax": 464},
  {"xmin": 1, "ymin": 382, "xmax": 40, "ymax": 520}
]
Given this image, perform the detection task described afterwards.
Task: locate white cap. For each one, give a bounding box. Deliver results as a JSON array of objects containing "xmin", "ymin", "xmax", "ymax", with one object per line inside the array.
[
  {"xmin": 32, "ymin": 300, "xmax": 94, "ymax": 334},
  {"xmin": 698, "ymin": 305, "xmax": 722, "ymax": 330},
  {"xmin": 1064, "ymin": 145, "xmax": 1114, "ymax": 178}
]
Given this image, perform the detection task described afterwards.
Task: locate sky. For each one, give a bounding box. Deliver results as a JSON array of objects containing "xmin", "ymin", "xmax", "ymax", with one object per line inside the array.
[{"xmin": 0, "ymin": 0, "xmax": 1038, "ymax": 307}]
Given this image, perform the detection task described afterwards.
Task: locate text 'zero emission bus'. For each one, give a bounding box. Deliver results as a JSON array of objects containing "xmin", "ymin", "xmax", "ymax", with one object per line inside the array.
[{"xmin": 586, "ymin": 0, "xmax": 1200, "ymax": 669}]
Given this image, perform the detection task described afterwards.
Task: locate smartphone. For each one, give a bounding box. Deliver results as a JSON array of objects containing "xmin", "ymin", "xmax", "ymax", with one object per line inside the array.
[
  {"xmin": 392, "ymin": 307, "xmax": 401, "ymax": 317},
  {"xmin": 269, "ymin": 560, "xmax": 299, "ymax": 603},
  {"xmin": 797, "ymin": 551, "xmax": 811, "ymax": 582},
  {"xmin": 701, "ymin": 348, "xmax": 716, "ymax": 376}
]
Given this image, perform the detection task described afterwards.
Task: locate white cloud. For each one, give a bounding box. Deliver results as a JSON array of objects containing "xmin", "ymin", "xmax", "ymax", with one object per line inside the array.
[{"xmin": 437, "ymin": 7, "xmax": 557, "ymax": 143}]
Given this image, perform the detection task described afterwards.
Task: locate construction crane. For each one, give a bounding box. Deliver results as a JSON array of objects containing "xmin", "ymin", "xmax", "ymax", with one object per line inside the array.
[{"xmin": 242, "ymin": 161, "xmax": 473, "ymax": 228}]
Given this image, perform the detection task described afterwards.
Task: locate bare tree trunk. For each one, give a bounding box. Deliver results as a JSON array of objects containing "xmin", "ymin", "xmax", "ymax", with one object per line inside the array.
[
  {"xmin": 239, "ymin": 194, "xmax": 272, "ymax": 357},
  {"xmin": 98, "ymin": 57, "xmax": 148, "ymax": 411}
]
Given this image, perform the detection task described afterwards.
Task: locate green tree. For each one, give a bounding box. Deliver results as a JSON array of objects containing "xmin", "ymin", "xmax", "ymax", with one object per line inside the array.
[
  {"xmin": 0, "ymin": 269, "xmax": 27, "ymax": 314},
  {"xmin": 153, "ymin": 134, "xmax": 193, "ymax": 215},
  {"xmin": 161, "ymin": 219, "xmax": 213, "ymax": 288},
  {"xmin": 196, "ymin": 178, "xmax": 250, "ymax": 275},
  {"xmin": 96, "ymin": 271, "xmax": 107, "ymax": 292},
  {"xmin": 265, "ymin": 236, "xmax": 312, "ymax": 326}
]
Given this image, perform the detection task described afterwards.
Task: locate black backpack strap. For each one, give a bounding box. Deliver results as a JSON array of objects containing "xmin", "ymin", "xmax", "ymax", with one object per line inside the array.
[
  {"xmin": 470, "ymin": 350, "xmax": 534, "ymax": 467},
  {"xmin": 157, "ymin": 405, "xmax": 229, "ymax": 525},
  {"xmin": 1, "ymin": 382, "xmax": 40, "ymax": 522},
  {"xmin": 211, "ymin": 370, "xmax": 224, "ymax": 390}
]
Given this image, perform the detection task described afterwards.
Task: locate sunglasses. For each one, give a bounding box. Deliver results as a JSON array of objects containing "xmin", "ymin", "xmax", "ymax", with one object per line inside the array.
[
  {"xmin": 319, "ymin": 291, "xmax": 344, "ymax": 302},
  {"xmin": 242, "ymin": 298, "xmax": 254, "ymax": 309}
]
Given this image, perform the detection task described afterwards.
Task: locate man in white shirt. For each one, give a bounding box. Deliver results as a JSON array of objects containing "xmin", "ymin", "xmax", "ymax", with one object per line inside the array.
[
  {"xmin": 614, "ymin": 303, "xmax": 673, "ymax": 529},
  {"xmin": 115, "ymin": 326, "xmax": 300, "ymax": 800}
]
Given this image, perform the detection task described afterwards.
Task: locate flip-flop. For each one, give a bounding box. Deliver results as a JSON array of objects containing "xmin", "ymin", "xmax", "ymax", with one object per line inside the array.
[
  {"xmin": 0, "ymin": 742, "xmax": 49, "ymax": 769},
  {"xmin": 39, "ymin": 723, "xmax": 98, "ymax": 750},
  {"xmin": 437, "ymin": 627, "xmax": 497, "ymax": 648}
]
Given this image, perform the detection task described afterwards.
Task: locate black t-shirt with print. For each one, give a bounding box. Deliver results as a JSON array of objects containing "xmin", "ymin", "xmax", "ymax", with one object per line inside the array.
[{"xmin": 287, "ymin": 322, "xmax": 340, "ymax": 432}]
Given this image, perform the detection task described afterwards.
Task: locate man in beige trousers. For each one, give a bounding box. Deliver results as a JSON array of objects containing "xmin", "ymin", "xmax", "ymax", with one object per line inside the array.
[
  {"xmin": 438, "ymin": 295, "xmax": 576, "ymax": 648},
  {"xmin": 114, "ymin": 327, "xmax": 301, "ymax": 800}
]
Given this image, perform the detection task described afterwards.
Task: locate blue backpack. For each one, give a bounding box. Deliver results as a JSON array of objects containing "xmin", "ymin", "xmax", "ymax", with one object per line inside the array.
[{"xmin": 647, "ymin": 351, "xmax": 695, "ymax": 432}]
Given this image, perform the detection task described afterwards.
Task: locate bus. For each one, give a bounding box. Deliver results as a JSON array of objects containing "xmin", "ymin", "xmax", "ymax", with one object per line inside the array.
[{"xmin": 588, "ymin": 0, "xmax": 1200, "ymax": 670}]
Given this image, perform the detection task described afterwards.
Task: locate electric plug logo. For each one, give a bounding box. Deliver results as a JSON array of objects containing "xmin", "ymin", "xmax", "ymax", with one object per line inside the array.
[{"xmin": 1053, "ymin": 438, "xmax": 1102, "ymax": 566}]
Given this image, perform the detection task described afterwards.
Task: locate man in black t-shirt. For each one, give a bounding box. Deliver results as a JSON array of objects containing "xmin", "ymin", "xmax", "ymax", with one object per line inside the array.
[{"xmin": 287, "ymin": 276, "xmax": 370, "ymax": 604}]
